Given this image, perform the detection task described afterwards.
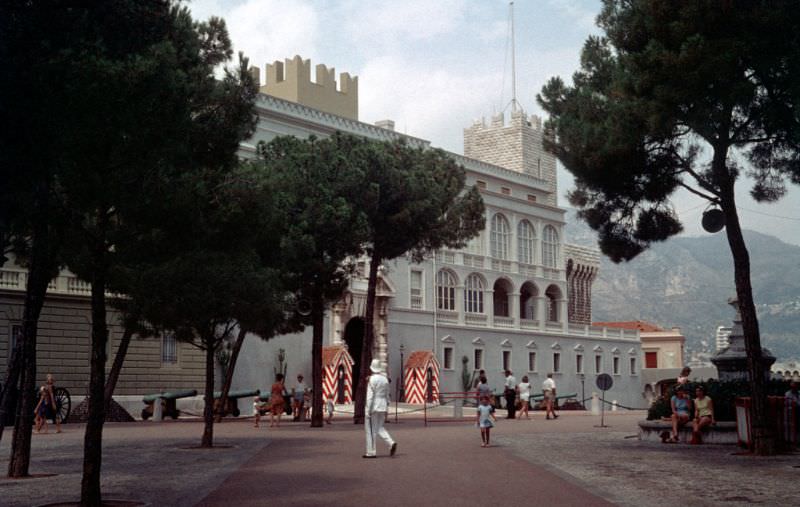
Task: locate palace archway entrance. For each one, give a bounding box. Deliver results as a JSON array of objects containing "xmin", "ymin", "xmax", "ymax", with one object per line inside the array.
[{"xmin": 344, "ymin": 317, "xmax": 365, "ymax": 396}]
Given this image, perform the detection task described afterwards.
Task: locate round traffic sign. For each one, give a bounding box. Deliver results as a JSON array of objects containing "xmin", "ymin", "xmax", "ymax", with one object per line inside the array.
[{"xmin": 596, "ymin": 373, "xmax": 613, "ymax": 391}]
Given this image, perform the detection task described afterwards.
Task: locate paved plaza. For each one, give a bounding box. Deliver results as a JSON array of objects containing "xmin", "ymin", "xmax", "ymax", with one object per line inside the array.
[{"xmin": 1, "ymin": 410, "xmax": 798, "ymax": 506}]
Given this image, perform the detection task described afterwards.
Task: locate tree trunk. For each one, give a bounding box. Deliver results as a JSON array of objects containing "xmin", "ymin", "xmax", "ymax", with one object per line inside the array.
[
  {"xmin": 104, "ymin": 323, "xmax": 135, "ymax": 411},
  {"xmin": 353, "ymin": 249, "xmax": 382, "ymax": 424},
  {"xmin": 8, "ymin": 223, "xmax": 52, "ymax": 477},
  {"xmin": 201, "ymin": 335, "xmax": 215, "ymax": 448},
  {"xmin": 80, "ymin": 255, "xmax": 109, "ymax": 506},
  {"xmin": 215, "ymin": 327, "xmax": 247, "ymax": 423},
  {"xmin": 310, "ymin": 290, "xmax": 324, "ymax": 428},
  {"xmin": 0, "ymin": 331, "xmax": 23, "ymax": 443},
  {"xmin": 720, "ymin": 191, "xmax": 775, "ymax": 455}
]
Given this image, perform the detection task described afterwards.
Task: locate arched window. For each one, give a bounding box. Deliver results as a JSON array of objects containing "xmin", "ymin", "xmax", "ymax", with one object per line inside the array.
[
  {"xmin": 519, "ymin": 282, "xmax": 538, "ymax": 320},
  {"xmin": 545, "ymin": 285, "xmax": 562, "ymax": 322},
  {"xmin": 436, "ymin": 270, "xmax": 457, "ymax": 311},
  {"xmin": 490, "ymin": 213, "xmax": 510, "ymax": 260},
  {"xmin": 542, "ymin": 225, "xmax": 559, "ymax": 268},
  {"xmin": 517, "ymin": 220, "xmax": 535, "ymax": 264},
  {"xmin": 493, "ymin": 278, "xmax": 512, "ymax": 317},
  {"xmin": 464, "ymin": 274, "xmax": 484, "ymax": 314}
]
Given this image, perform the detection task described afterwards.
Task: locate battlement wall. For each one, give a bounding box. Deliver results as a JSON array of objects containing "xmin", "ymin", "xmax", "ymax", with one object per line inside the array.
[
  {"xmin": 464, "ymin": 109, "xmax": 557, "ymax": 205},
  {"xmin": 251, "ymin": 55, "xmax": 358, "ymax": 120}
]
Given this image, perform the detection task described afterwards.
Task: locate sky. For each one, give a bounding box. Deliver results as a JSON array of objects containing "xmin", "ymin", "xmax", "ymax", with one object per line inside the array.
[{"xmin": 188, "ymin": 0, "xmax": 800, "ymax": 246}]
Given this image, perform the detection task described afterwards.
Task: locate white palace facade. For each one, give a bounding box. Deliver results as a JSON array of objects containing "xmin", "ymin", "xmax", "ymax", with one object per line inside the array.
[{"xmin": 230, "ymin": 56, "xmax": 643, "ymax": 406}]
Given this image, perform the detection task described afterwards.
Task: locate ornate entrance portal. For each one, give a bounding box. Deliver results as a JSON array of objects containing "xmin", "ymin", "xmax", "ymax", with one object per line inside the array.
[{"xmin": 343, "ymin": 317, "xmax": 365, "ymax": 398}]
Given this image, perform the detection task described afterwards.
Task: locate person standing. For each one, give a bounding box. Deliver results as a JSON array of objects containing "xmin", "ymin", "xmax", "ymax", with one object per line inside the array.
[
  {"xmin": 292, "ymin": 374, "xmax": 307, "ymax": 422},
  {"xmin": 504, "ymin": 370, "xmax": 517, "ymax": 419},
  {"xmin": 364, "ymin": 359, "xmax": 397, "ymax": 458},
  {"xmin": 43, "ymin": 373, "xmax": 61, "ymax": 433},
  {"xmin": 542, "ymin": 373, "xmax": 558, "ymax": 420},
  {"xmin": 269, "ymin": 373, "xmax": 285, "ymax": 428},
  {"xmin": 517, "ymin": 376, "xmax": 532, "ymax": 420}
]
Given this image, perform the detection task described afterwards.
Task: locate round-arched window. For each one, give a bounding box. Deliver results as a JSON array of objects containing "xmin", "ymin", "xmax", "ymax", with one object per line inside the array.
[
  {"xmin": 518, "ymin": 220, "xmax": 536, "ymax": 265},
  {"xmin": 436, "ymin": 269, "xmax": 457, "ymax": 311},
  {"xmin": 490, "ymin": 213, "xmax": 511, "ymax": 260},
  {"xmin": 543, "ymin": 225, "xmax": 559, "ymax": 268},
  {"xmin": 464, "ymin": 274, "xmax": 485, "ymax": 314}
]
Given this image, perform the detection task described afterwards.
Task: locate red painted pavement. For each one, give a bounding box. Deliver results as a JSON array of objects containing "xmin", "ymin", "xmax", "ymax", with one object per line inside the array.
[{"xmin": 196, "ymin": 417, "xmax": 614, "ymax": 507}]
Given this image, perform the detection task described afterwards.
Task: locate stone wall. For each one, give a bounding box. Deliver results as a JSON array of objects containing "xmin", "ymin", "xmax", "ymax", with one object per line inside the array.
[{"xmin": 0, "ymin": 292, "xmax": 205, "ymax": 396}]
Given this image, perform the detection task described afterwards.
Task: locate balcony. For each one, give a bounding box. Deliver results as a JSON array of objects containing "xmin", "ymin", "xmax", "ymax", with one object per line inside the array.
[
  {"xmin": 493, "ymin": 316, "xmax": 515, "ymax": 328},
  {"xmin": 0, "ymin": 268, "xmax": 117, "ymax": 298},
  {"xmin": 464, "ymin": 313, "xmax": 488, "ymax": 327}
]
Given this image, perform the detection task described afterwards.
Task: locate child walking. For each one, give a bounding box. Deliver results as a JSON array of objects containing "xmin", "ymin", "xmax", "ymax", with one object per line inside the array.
[{"xmin": 476, "ymin": 395, "xmax": 497, "ymax": 447}]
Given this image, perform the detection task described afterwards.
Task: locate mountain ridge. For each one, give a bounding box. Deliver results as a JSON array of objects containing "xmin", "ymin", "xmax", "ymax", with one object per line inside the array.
[{"xmin": 564, "ymin": 211, "xmax": 800, "ymax": 360}]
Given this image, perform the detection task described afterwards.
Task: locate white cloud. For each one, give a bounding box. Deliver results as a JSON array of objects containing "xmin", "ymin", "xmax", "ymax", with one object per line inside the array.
[
  {"xmin": 546, "ymin": 0, "xmax": 598, "ymax": 31},
  {"xmin": 342, "ymin": 0, "xmax": 468, "ymax": 45},
  {"xmin": 359, "ymin": 55, "xmax": 501, "ymax": 152},
  {"xmin": 187, "ymin": 0, "xmax": 320, "ymax": 75}
]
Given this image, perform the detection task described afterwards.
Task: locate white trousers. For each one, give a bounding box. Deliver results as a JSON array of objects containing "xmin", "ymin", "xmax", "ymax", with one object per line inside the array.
[{"xmin": 365, "ymin": 411, "xmax": 394, "ymax": 456}]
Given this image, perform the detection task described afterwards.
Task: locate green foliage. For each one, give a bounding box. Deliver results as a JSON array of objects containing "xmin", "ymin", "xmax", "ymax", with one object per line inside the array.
[
  {"xmin": 538, "ymin": 0, "xmax": 800, "ymax": 263},
  {"xmin": 647, "ymin": 379, "xmax": 792, "ymax": 421}
]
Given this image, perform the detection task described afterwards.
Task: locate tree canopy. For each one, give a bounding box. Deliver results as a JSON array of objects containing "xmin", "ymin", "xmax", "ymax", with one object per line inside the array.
[
  {"xmin": 537, "ymin": 0, "xmax": 800, "ymax": 454},
  {"xmin": 351, "ymin": 138, "xmax": 485, "ymax": 422}
]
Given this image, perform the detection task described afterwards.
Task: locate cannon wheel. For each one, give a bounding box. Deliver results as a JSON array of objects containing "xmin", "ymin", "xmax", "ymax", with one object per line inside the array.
[{"xmin": 53, "ymin": 387, "xmax": 71, "ymax": 423}]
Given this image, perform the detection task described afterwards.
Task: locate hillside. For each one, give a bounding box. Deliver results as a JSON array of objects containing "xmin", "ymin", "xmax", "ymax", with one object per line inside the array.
[{"xmin": 565, "ymin": 211, "xmax": 800, "ymax": 360}]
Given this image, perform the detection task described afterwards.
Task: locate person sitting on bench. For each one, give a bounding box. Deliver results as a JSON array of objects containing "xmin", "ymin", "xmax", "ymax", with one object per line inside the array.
[
  {"xmin": 665, "ymin": 386, "xmax": 691, "ymax": 443},
  {"xmin": 690, "ymin": 386, "xmax": 715, "ymax": 445}
]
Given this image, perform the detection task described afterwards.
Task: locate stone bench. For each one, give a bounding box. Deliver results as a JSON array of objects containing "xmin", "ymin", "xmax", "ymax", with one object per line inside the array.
[{"xmin": 638, "ymin": 419, "xmax": 738, "ymax": 444}]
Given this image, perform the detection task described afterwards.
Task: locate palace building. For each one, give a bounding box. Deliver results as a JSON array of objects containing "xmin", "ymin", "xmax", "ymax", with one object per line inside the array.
[
  {"xmin": 0, "ymin": 56, "xmax": 644, "ymax": 412},
  {"xmin": 231, "ymin": 56, "xmax": 643, "ymax": 407}
]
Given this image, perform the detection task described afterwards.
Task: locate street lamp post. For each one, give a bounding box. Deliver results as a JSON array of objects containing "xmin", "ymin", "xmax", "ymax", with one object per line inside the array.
[
  {"xmin": 396, "ymin": 344, "xmax": 405, "ymax": 423},
  {"xmin": 579, "ymin": 373, "xmax": 586, "ymax": 409}
]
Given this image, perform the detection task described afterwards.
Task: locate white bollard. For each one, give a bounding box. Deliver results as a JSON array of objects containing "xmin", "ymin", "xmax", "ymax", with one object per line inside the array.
[
  {"xmin": 591, "ymin": 392, "xmax": 600, "ymax": 415},
  {"xmin": 612, "ymin": 400, "xmax": 618, "ymax": 411},
  {"xmin": 153, "ymin": 396, "xmax": 163, "ymax": 422}
]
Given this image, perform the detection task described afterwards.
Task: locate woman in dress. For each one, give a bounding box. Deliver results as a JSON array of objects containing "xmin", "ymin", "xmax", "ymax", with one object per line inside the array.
[
  {"xmin": 269, "ymin": 373, "xmax": 286, "ymax": 427},
  {"xmin": 517, "ymin": 375, "xmax": 531, "ymax": 420}
]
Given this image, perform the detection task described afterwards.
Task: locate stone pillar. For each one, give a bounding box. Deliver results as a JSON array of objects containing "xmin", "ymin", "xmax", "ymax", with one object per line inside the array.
[
  {"xmin": 377, "ymin": 298, "xmax": 389, "ymax": 372},
  {"xmin": 535, "ymin": 296, "xmax": 546, "ymax": 331},
  {"xmin": 485, "ymin": 289, "xmax": 494, "ymax": 323},
  {"xmin": 332, "ymin": 304, "xmax": 345, "ymax": 345},
  {"xmin": 559, "ymin": 298, "xmax": 568, "ymax": 331},
  {"xmin": 456, "ymin": 284, "xmax": 465, "ymax": 325},
  {"xmin": 510, "ymin": 292, "xmax": 520, "ymax": 328}
]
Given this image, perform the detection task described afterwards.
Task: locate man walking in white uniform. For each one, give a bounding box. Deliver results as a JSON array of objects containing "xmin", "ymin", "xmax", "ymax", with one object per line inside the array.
[{"xmin": 364, "ymin": 359, "xmax": 397, "ymax": 458}]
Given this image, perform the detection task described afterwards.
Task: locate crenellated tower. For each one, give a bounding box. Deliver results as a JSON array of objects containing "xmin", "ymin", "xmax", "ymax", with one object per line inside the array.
[
  {"xmin": 250, "ymin": 55, "xmax": 358, "ymax": 120},
  {"xmin": 463, "ymin": 109, "xmax": 557, "ymax": 206},
  {"xmin": 564, "ymin": 244, "xmax": 600, "ymax": 325}
]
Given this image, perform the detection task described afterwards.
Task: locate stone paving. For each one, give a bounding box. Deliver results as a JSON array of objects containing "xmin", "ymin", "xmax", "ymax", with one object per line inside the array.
[{"xmin": 0, "ymin": 410, "xmax": 797, "ymax": 506}]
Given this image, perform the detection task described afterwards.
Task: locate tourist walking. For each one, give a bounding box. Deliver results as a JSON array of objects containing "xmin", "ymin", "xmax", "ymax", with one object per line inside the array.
[
  {"xmin": 542, "ymin": 373, "xmax": 558, "ymax": 420},
  {"xmin": 269, "ymin": 373, "xmax": 285, "ymax": 427},
  {"xmin": 477, "ymin": 395, "xmax": 497, "ymax": 447},
  {"xmin": 517, "ymin": 375, "xmax": 531, "ymax": 420},
  {"xmin": 504, "ymin": 370, "xmax": 517, "ymax": 419},
  {"xmin": 292, "ymin": 374, "xmax": 307, "ymax": 421},
  {"xmin": 364, "ymin": 359, "xmax": 397, "ymax": 458}
]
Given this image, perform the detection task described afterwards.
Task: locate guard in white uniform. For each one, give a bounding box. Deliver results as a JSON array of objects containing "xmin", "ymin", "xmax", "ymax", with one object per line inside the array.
[{"xmin": 364, "ymin": 359, "xmax": 397, "ymax": 458}]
